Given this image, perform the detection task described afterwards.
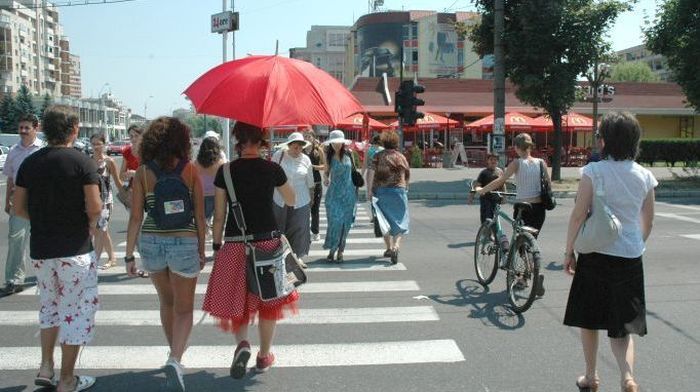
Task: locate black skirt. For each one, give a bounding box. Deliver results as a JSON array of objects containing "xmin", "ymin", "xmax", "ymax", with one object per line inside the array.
[{"xmin": 563, "ymin": 252, "xmax": 647, "ymax": 338}]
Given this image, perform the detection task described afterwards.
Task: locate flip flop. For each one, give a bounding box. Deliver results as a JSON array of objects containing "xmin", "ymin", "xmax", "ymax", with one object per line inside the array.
[
  {"xmin": 34, "ymin": 372, "xmax": 56, "ymax": 387},
  {"xmin": 137, "ymin": 270, "xmax": 149, "ymax": 278},
  {"xmin": 68, "ymin": 375, "xmax": 96, "ymax": 392}
]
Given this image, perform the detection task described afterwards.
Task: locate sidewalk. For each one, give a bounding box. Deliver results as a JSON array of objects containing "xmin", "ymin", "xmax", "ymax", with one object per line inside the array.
[{"xmin": 384, "ymin": 166, "xmax": 699, "ymax": 200}]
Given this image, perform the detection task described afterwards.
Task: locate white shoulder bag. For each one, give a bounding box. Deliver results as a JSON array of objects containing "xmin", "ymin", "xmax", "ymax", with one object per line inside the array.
[{"xmin": 574, "ymin": 164, "xmax": 621, "ymax": 254}]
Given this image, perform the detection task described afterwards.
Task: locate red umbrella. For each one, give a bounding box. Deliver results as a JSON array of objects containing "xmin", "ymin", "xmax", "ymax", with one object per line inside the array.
[
  {"xmin": 465, "ymin": 112, "xmax": 537, "ymax": 132},
  {"xmin": 388, "ymin": 112, "xmax": 458, "ymax": 131},
  {"xmin": 184, "ymin": 55, "xmax": 365, "ymax": 128},
  {"xmin": 336, "ymin": 113, "xmax": 389, "ymax": 130}
]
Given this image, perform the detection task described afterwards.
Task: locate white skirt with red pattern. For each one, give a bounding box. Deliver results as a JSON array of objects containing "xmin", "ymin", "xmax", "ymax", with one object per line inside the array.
[{"xmin": 203, "ymin": 239, "xmax": 299, "ymax": 333}]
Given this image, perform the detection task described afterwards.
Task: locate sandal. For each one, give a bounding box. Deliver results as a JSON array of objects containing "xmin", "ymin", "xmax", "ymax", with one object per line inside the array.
[
  {"xmin": 390, "ymin": 249, "xmax": 399, "ymax": 265},
  {"xmin": 137, "ymin": 270, "xmax": 149, "ymax": 278},
  {"xmin": 622, "ymin": 379, "xmax": 638, "ymax": 392},
  {"xmin": 34, "ymin": 372, "xmax": 56, "ymax": 387},
  {"xmin": 576, "ymin": 375, "xmax": 599, "ymax": 392},
  {"xmin": 61, "ymin": 375, "xmax": 96, "ymax": 392},
  {"xmin": 98, "ymin": 260, "xmax": 117, "ymax": 270},
  {"xmin": 326, "ymin": 252, "xmax": 335, "ymax": 263},
  {"xmin": 336, "ymin": 252, "xmax": 343, "ymax": 263}
]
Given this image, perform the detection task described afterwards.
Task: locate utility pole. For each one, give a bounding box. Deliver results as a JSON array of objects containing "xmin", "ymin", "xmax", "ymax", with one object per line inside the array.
[
  {"xmin": 221, "ymin": 0, "xmax": 230, "ymax": 160},
  {"xmin": 492, "ymin": 0, "xmax": 506, "ymax": 167}
]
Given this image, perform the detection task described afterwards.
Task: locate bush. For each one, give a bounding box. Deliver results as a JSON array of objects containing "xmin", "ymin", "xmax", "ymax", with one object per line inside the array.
[
  {"xmin": 409, "ymin": 146, "xmax": 423, "ymax": 168},
  {"xmin": 637, "ymin": 139, "xmax": 700, "ymax": 167}
]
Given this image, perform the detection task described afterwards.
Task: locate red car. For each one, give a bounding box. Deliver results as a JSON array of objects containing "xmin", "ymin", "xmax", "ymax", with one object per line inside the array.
[{"xmin": 107, "ymin": 140, "xmax": 131, "ymax": 156}]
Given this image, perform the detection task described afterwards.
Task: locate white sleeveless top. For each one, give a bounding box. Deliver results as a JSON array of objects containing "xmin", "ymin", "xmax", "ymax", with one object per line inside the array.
[{"xmin": 515, "ymin": 158, "xmax": 543, "ymax": 200}]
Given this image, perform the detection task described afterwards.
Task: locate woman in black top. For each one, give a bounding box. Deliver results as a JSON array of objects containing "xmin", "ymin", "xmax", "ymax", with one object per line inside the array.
[
  {"xmin": 304, "ymin": 130, "xmax": 326, "ymax": 241},
  {"xmin": 203, "ymin": 122, "xmax": 296, "ymax": 378}
]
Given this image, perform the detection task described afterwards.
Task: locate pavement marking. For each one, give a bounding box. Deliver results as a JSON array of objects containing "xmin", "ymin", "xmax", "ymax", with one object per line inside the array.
[
  {"xmin": 97, "ymin": 262, "xmax": 407, "ymax": 275},
  {"xmin": 111, "ymin": 251, "xmax": 214, "ymax": 258},
  {"xmin": 17, "ymin": 280, "xmax": 420, "ymax": 296},
  {"xmin": 655, "ymin": 212, "xmax": 700, "ymax": 225},
  {"xmin": 656, "ymin": 201, "xmax": 700, "ymax": 212},
  {"xmin": 308, "ymin": 249, "xmax": 387, "ymax": 257},
  {"xmin": 0, "ymin": 340, "xmax": 464, "ymax": 369},
  {"xmin": 0, "ymin": 306, "xmax": 437, "ymax": 326},
  {"xmin": 680, "ymin": 234, "xmax": 700, "ymax": 241}
]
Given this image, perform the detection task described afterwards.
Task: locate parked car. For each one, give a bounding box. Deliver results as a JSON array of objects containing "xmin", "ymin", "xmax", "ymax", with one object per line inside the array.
[
  {"xmin": 0, "ymin": 145, "xmax": 8, "ymax": 171},
  {"xmin": 107, "ymin": 140, "xmax": 130, "ymax": 156},
  {"xmin": 0, "ymin": 133, "xmax": 20, "ymax": 148}
]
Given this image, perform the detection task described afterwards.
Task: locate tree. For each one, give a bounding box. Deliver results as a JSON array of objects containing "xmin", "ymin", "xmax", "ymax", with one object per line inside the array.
[
  {"xmin": 14, "ymin": 85, "xmax": 35, "ymax": 120},
  {"xmin": 609, "ymin": 61, "xmax": 660, "ymax": 82},
  {"xmin": 0, "ymin": 94, "xmax": 16, "ymax": 133},
  {"xmin": 186, "ymin": 115, "xmax": 223, "ymax": 138},
  {"xmin": 466, "ymin": 0, "xmax": 631, "ymax": 180},
  {"xmin": 38, "ymin": 93, "xmax": 52, "ymax": 119},
  {"xmin": 645, "ymin": 0, "xmax": 700, "ymax": 110}
]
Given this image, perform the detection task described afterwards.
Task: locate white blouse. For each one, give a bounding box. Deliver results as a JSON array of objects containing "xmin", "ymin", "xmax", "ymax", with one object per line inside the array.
[
  {"xmin": 272, "ymin": 149, "xmax": 314, "ymax": 209},
  {"xmin": 581, "ymin": 160, "xmax": 658, "ymax": 258},
  {"xmin": 515, "ymin": 158, "xmax": 543, "ymax": 200}
]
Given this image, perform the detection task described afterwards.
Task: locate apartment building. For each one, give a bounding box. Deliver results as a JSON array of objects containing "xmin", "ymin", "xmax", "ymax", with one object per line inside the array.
[
  {"xmin": 0, "ymin": 0, "xmax": 80, "ymax": 97},
  {"xmin": 289, "ymin": 25, "xmax": 350, "ymax": 84},
  {"xmin": 616, "ymin": 44, "xmax": 672, "ymax": 82}
]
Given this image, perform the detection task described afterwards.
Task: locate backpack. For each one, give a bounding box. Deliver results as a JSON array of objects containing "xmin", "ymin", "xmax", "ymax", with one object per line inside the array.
[{"xmin": 145, "ymin": 159, "xmax": 194, "ymax": 230}]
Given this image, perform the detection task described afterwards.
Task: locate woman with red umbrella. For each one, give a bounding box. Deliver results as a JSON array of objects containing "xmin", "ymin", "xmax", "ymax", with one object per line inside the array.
[{"xmin": 203, "ymin": 122, "xmax": 297, "ymax": 379}]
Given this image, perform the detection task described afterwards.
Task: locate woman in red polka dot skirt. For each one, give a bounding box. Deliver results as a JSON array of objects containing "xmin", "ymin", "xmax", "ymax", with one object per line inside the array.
[{"xmin": 203, "ymin": 122, "xmax": 298, "ymax": 379}]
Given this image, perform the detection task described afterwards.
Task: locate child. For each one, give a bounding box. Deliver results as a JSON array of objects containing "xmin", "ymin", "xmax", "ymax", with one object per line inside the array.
[{"xmin": 469, "ymin": 153, "xmax": 506, "ymax": 224}]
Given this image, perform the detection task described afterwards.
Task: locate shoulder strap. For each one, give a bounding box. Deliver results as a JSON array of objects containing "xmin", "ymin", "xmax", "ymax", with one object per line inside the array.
[
  {"xmin": 173, "ymin": 159, "xmax": 188, "ymax": 175},
  {"xmin": 347, "ymin": 151, "xmax": 356, "ymax": 170},
  {"xmin": 590, "ymin": 163, "xmax": 605, "ymax": 196},
  {"xmin": 278, "ymin": 150, "xmax": 285, "ymax": 164},
  {"xmin": 222, "ymin": 162, "xmax": 248, "ymax": 236},
  {"xmin": 146, "ymin": 160, "xmax": 162, "ymax": 178}
]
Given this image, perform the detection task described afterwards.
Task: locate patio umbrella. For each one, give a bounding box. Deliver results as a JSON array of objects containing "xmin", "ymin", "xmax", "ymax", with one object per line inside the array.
[
  {"xmin": 532, "ymin": 112, "xmax": 594, "ymax": 132},
  {"xmin": 388, "ymin": 112, "xmax": 458, "ymax": 130},
  {"xmin": 184, "ymin": 55, "xmax": 365, "ymax": 128},
  {"xmin": 464, "ymin": 112, "xmax": 537, "ymax": 132},
  {"xmin": 336, "ymin": 113, "xmax": 389, "ymax": 131}
]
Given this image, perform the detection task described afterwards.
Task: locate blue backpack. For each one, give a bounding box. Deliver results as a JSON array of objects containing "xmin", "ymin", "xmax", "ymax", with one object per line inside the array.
[{"xmin": 145, "ymin": 160, "xmax": 194, "ymax": 230}]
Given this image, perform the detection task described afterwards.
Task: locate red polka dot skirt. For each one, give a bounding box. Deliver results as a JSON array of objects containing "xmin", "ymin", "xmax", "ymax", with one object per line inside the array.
[{"xmin": 203, "ymin": 239, "xmax": 299, "ymax": 333}]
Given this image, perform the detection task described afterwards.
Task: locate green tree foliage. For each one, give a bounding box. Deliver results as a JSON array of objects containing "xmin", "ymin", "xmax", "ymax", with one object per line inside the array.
[
  {"xmin": 14, "ymin": 85, "xmax": 35, "ymax": 121},
  {"xmin": 644, "ymin": 0, "xmax": 700, "ymax": 110},
  {"xmin": 466, "ymin": 0, "xmax": 631, "ymax": 179},
  {"xmin": 38, "ymin": 93, "xmax": 52, "ymax": 119},
  {"xmin": 186, "ymin": 115, "xmax": 223, "ymax": 138},
  {"xmin": 609, "ymin": 61, "xmax": 660, "ymax": 82},
  {"xmin": 0, "ymin": 93, "xmax": 16, "ymax": 133}
]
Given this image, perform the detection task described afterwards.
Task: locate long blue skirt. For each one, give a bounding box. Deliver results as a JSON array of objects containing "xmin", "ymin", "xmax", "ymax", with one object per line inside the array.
[{"xmin": 375, "ymin": 186, "xmax": 409, "ymax": 236}]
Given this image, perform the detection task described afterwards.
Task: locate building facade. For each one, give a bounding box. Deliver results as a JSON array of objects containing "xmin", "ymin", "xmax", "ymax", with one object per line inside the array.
[
  {"xmin": 616, "ymin": 44, "xmax": 672, "ymax": 82},
  {"xmin": 344, "ymin": 11, "xmax": 483, "ymax": 85},
  {"xmin": 289, "ymin": 25, "xmax": 350, "ymax": 84},
  {"xmin": 0, "ymin": 0, "xmax": 80, "ymax": 97},
  {"xmin": 54, "ymin": 93, "xmax": 131, "ymax": 141}
]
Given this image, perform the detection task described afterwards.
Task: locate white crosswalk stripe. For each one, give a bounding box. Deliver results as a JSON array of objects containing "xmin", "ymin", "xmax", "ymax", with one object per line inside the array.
[{"xmin": 2, "ymin": 203, "xmax": 467, "ymax": 375}]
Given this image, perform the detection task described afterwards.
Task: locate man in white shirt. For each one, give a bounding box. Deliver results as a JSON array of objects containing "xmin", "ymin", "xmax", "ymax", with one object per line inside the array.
[{"xmin": 2, "ymin": 113, "xmax": 43, "ymax": 294}]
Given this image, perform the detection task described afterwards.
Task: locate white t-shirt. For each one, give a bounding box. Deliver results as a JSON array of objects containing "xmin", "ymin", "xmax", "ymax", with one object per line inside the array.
[
  {"xmin": 581, "ymin": 160, "xmax": 658, "ymax": 258},
  {"xmin": 515, "ymin": 158, "xmax": 543, "ymax": 200},
  {"xmin": 272, "ymin": 150, "xmax": 314, "ymax": 209}
]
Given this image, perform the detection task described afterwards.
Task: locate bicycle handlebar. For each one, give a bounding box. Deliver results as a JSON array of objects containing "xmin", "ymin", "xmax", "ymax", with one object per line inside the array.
[{"xmin": 469, "ymin": 190, "xmax": 517, "ymax": 197}]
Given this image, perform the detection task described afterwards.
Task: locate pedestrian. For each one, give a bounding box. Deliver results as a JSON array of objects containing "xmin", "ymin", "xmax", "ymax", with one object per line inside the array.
[
  {"xmin": 118, "ymin": 125, "xmax": 142, "ymax": 207},
  {"xmin": 362, "ymin": 134, "xmax": 383, "ymax": 211},
  {"xmin": 202, "ymin": 121, "xmax": 297, "ymax": 379},
  {"xmin": 2, "ymin": 113, "xmax": 43, "ymax": 295},
  {"xmin": 303, "ymin": 130, "xmax": 326, "ymax": 242},
  {"xmin": 89, "ymin": 133, "xmax": 123, "ymax": 270},
  {"xmin": 195, "ymin": 136, "xmax": 226, "ymax": 230},
  {"xmin": 370, "ymin": 130, "xmax": 410, "ymax": 264},
  {"xmin": 13, "ymin": 106, "xmax": 102, "ymax": 391},
  {"xmin": 469, "ymin": 153, "xmax": 506, "ymax": 224},
  {"xmin": 563, "ymin": 112, "xmax": 656, "ymax": 392},
  {"xmin": 477, "ymin": 133, "xmax": 550, "ymax": 238},
  {"xmin": 322, "ymin": 130, "xmax": 357, "ymax": 263},
  {"xmin": 124, "ymin": 117, "xmax": 207, "ymax": 392},
  {"xmin": 272, "ymin": 132, "xmax": 314, "ymax": 268}
]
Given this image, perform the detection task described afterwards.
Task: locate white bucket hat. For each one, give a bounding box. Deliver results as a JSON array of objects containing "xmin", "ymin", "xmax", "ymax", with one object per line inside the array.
[
  {"xmin": 281, "ymin": 132, "xmax": 311, "ymax": 149},
  {"xmin": 322, "ymin": 129, "xmax": 352, "ymax": 145},
  {"xmin": 203, "ymin": 130, "xmax": 220, "ymax": 141}
]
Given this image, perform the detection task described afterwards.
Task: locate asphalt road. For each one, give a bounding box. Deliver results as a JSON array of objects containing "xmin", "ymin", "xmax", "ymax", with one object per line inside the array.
[{"xmin": 0, "ymin": 177, "xmax": 698, "ymax": 391}]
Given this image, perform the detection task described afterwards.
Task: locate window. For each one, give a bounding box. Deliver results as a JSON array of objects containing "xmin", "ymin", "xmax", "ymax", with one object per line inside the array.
[
  {"xmin": 327, "ymin": 32, "xmax": 346, "ymax": 48},
  {"xmin": 412, "ymin": 50, "xmax": 418, "ymax": 64},
  {"xmin": 402, "ymin": 25, "xmax": 410, "ymax": 40},
  {"xmin": 411, "ymin": 23, "xmax": 418, "ymax": 37}
]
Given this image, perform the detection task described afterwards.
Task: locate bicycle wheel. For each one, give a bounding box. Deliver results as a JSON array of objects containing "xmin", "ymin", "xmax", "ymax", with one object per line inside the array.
[
  {"xmin": 506, "ymin": 232, "xmax": 541, "ymax": 313},
  {"xmin": 474, "ymin": 221, "xmax": 499, "ymax": 286}
]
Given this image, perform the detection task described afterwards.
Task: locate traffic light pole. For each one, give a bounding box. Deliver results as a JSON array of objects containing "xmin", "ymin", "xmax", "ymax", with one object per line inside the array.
[{"xmin": 493, "ymin": 0, "xmax": 506, "ymax": 167}]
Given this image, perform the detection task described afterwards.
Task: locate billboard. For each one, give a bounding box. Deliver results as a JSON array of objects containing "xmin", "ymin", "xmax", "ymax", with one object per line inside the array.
[
  {"xmin": 356, "ymin": 23, "xmax": 403, "ymax": 77},
  {"xmin": 426, "ymin": 21, "xmax": 459, "ymax": 76}
]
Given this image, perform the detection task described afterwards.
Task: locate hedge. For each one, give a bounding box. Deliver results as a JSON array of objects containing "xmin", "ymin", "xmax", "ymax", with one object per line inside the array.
[{"xmin": 637, "ymin": 139, "xmax": 700, "ymax": 167}]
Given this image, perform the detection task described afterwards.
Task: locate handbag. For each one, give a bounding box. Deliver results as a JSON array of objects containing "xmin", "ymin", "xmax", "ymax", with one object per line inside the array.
[
  {"xmin": 539, "ymin": 160, "xmax": 556, "ymax": 210},
  {"xmin": 348, "ymin": 152, "xmax": 364, "ymax": 188},
  {"xmin": 574, "ymin": 164, "xmax": 621, "ymax": 254},
  {"xmin": 222, "ymin": 163, "xmax": 307, "ymax": 301}
]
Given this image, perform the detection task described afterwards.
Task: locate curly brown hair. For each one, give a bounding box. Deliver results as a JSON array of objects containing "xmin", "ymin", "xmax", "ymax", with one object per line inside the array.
[
  {"xmin": 139, "ymin": 116, "xmax": 191, "ymax": 170},
  {"xmin": 380, "ymin": 130, "xmax": 400, "ymax": 150}
]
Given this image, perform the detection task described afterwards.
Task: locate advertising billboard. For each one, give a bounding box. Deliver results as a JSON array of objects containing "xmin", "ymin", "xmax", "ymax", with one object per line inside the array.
[
  {"xmin": 426, "ymin": 21, "xmax": 459, "ymax": 76},
  {"xmin": 356, "ymin": 23, "xmax": 403, "ymax": 77}
]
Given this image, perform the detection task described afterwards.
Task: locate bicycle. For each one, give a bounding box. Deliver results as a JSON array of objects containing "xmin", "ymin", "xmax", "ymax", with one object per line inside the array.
[{"xmin": 470, "ymin": 184, "xmax": 544, "ymax": 313}]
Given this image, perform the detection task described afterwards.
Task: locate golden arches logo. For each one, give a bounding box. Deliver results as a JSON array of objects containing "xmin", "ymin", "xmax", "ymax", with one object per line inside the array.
[{"xmin": 510, "ymin": 116, "xmax": 528, "ymax": 124}]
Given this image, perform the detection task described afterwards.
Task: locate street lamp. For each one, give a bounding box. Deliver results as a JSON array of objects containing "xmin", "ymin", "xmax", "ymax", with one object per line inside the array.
[{"xmin": 144, "ymin": 95, "xmax": 154, "ymax": 120}]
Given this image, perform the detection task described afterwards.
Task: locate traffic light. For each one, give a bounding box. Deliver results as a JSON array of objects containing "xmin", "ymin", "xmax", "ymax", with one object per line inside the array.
[{"xmin": 394, "ymin": 80, "xmax": 425, "ymax": 127}]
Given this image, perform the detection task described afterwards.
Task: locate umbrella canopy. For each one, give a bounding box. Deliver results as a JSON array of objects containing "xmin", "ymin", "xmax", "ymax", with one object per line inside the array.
[
  {"xmin": 532, "ymin": 112, "xmax": 594, "ymax": 132},
  {"xmin": 388, "ymin": 112, "xmax": 459, "ymax": 130},
  {"xmin": 336, "ymin": 113, "xmax": 389, "ymax": 130},
  {"xmin": 465, "ymin": 112, "xmax": 537, "ymax": 132},
  {"xmin": 184, "ymin": 55, "xmax": 365, "ymax": 129}
]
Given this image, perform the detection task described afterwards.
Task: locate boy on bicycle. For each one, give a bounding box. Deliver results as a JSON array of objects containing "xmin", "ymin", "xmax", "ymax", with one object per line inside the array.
[{"xmin": 469, "ymin": 153, "xmax": 506, "ymax": 224}]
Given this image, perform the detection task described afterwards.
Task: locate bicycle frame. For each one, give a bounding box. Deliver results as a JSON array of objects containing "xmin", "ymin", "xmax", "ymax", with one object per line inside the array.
[{"xmin": 488, "ymin": 200, "xmax": 524, "ymax": 266}]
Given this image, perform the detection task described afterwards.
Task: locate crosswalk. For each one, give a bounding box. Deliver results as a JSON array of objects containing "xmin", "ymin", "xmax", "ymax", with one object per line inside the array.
[{"xmin": 0, "ymin": 202, "xmax": 465, "ymax": 382}]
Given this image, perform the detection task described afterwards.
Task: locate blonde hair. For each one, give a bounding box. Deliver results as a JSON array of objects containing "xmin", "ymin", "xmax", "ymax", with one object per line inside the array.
[{"xmin": 514, "ymin": 133, "xmax": 534, "ymax": 151}]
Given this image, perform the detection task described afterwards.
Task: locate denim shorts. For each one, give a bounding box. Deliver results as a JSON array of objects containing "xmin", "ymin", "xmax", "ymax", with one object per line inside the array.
[{"xmin": 138, "ymin": 234, "xmax": 199, "ymax": 278}]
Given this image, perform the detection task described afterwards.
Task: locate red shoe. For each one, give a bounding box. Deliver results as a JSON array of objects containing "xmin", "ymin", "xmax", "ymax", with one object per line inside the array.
[
  {"xmin": 230, "ymin": 340, "xmax": 251, "ymax": 379},
  {"xmin": 255, "ymin": 352, "xmax": 275, "ymax": 373}
]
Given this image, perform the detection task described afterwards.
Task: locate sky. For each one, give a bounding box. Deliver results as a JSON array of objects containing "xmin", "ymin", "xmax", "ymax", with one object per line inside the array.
[{"xmin": 58, "ymin": 0, "xmax": 658, "ymax": 118}]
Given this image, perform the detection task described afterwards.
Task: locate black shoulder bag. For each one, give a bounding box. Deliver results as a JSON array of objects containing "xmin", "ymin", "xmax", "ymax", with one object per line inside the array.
[
  {"xmin": 539, "ymin": 160, "xmax": 557, "ymax": 211},
  {"xmin": 348, "ymin": 152, "xmax": 364, "ymax": 188}
]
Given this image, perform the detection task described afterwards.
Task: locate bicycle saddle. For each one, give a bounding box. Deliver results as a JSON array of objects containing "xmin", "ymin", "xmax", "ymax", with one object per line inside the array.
[{"xmin": 513, "ymin": 202, "xmax": 533, "ymax": 212}]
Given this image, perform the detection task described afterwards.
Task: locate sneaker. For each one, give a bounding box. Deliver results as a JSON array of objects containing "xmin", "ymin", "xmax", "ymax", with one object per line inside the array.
[
  {"xmin": 164, "ymin": 358, "xmax": 185, "ymax": 392},
  {"xmin": 255, "ymin": 352, "xmax": 275, "ymax": 373},
  {"xmin": 230, "ymin": 340, "xmax": 251, "ymax": 379},
  {"xmin": 312, "ymin": 233, "xmax": 321, "ymax": 242}
]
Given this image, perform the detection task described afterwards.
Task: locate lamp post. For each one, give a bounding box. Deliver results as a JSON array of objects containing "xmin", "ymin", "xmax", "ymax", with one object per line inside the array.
[
  {"xmin": 144, "ymin": 95, "xmax": 154, "ymax": 121},
  {"xmin": 98, "ymin": 83, "xmax": 110, "ymax": 141}
]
